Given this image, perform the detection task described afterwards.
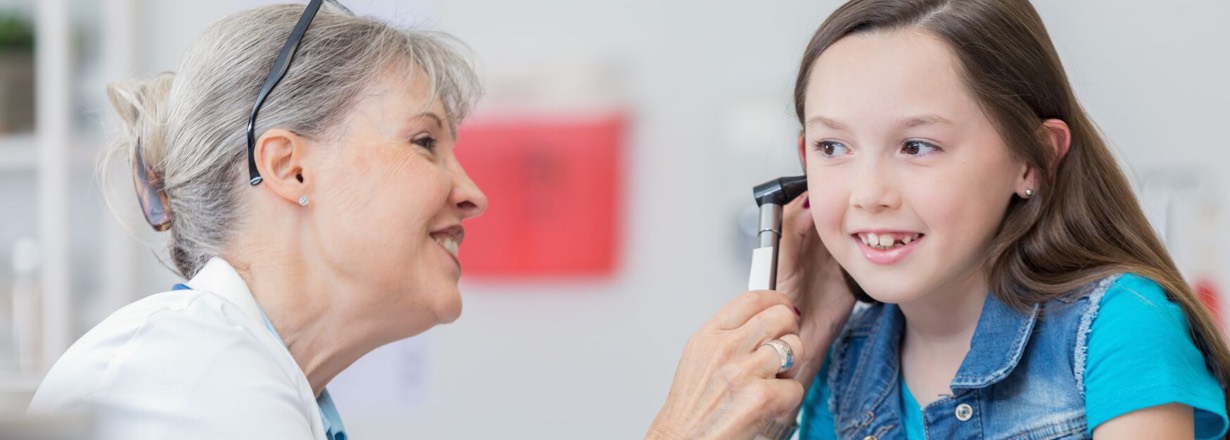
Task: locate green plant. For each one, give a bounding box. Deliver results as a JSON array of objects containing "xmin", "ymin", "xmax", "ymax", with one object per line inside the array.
[{"xmin": 0, "ymin": 11, "xmax": 34, "ymax": 53}]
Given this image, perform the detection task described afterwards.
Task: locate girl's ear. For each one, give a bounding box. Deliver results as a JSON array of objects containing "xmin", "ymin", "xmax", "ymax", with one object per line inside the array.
[
  {"xmin": 796, "ymin": 133, "xmax": 807, "ymax": 172},
  {"xmin": 1019, "ymin": 119, "xmax": 1072, "ymax": 198},
  {"xmin": 1040, "ymin": 119, "xmax": 1071, "ymax": 165}
]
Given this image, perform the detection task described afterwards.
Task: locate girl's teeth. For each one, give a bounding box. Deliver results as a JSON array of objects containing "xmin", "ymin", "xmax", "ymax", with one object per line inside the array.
[{"xmin": 859, "ymin": 233, "xmax": 920, "ymax": 250}]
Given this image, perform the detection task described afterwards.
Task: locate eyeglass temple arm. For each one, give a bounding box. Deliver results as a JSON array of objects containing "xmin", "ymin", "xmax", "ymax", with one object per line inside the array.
[{"xmin": 246, "ymin": 0, "xmax": 324, "ymax": 186}]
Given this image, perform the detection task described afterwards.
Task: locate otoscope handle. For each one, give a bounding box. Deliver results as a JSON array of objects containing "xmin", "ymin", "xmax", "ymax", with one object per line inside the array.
[{"xmin": 749, "ymin": 203, "xmax": 783, "ymax": 291}]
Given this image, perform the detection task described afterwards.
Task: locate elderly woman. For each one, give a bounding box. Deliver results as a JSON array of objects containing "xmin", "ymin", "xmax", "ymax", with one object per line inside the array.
[{"xmin": 28, "ymin": 2, "xmax": 808, "ymax": 439}]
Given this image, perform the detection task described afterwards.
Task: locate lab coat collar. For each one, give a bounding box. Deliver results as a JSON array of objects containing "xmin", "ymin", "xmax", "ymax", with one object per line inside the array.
[{"xmin": 182, "ymin": 257, "xmax": 267, "ymax": 327}]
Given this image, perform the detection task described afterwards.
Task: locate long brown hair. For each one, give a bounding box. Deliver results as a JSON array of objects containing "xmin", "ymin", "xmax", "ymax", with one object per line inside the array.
[{"xmin": 794, "ymin": 0, "xmax": 1230, "ymax": 416}]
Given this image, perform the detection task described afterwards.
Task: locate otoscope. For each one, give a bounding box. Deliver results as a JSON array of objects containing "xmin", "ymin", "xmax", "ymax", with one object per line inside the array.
[{"xmin": 748, "ymin": 175, "xmax": 808, "ymax": 291}]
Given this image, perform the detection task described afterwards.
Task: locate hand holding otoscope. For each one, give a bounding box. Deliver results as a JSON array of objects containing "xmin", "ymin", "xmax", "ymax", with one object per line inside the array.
[
  {"xmin": 748, "ymin": 175, "xmax": 857, "ymax": 440},
  {"xmin": 645, "ymin": 179, "xmax": 816, "ymax": 440},
  {"xmin": 647, "ymin": 175, "xmax": 855, "ymax": 440}
]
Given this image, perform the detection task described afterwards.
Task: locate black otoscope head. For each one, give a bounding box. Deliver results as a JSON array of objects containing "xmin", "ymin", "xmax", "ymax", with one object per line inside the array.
[{"xmin": 753, "ymin": 175, "xmax": 808, "ymax": 206}]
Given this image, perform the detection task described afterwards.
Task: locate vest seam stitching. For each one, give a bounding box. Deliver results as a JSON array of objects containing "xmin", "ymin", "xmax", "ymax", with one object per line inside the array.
[{"xmin": 1074, "ymin": 273, "xmax": 1122, "ymax": 397}]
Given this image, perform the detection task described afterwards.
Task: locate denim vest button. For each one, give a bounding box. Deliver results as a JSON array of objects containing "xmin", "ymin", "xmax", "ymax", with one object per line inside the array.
[
  {"xmin": 862, "ymin": 436, "xmax": 877, "ymax": 440},
  {"xmin": 955, "ymin": 403, "xmax": 974, "ymax": 421}
]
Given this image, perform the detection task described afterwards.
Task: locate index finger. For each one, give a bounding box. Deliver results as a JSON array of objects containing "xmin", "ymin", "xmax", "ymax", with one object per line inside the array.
[
  {"xmin": 707, "ymin": 290, "xmax": 796, "ymax": 331},
  {"xmin": 779, "ymin": 190, "xmax": 814, "ymax": 257}
]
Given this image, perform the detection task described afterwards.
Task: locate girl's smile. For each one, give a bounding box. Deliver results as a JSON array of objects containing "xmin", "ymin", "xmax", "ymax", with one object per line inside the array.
[{"xmin": 852, "ymin": 230, "xmax": 924, "ymax": 265}]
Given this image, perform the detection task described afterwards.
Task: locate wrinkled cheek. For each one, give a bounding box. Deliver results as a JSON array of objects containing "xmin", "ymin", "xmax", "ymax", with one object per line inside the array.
[{"xmin": 315, "ymin": 211, "xmax": 371, "ymax": 278}]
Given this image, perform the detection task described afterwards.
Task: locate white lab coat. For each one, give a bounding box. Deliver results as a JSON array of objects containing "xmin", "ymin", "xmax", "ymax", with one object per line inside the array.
[{"xmin": 28, "ymin": 257, "xmax": 328, "ymax": 440}]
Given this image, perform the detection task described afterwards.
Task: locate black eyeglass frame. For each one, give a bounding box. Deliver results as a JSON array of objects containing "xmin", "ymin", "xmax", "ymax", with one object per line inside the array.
[{"xmin": 246, "ymin": 0, "xmax": 325, "ymax": 186}]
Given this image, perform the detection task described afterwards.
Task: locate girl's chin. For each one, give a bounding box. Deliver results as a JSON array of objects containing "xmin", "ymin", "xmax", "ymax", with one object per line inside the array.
[{"xmin": 849, "ymin": 279, "xmax": 925, "ymax": 305}]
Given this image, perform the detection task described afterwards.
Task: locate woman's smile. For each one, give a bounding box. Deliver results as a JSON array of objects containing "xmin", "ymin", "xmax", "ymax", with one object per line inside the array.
[{"xmin": 430, "ymin": 225, "xmax": 464, "ymax": 269}]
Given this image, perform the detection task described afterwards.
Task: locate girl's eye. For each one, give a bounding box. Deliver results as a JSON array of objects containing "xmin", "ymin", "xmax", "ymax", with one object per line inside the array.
[
  {"xmin": 815, "ymin": 140, "xmax": 849, "ymax": 157},
  {"xmin": 902, "ymin": 140, "xmax": 939, "ymax": 156},
  {"xmin": 412, "ymin": 135, "xmax": 437, "ymax": 151}
]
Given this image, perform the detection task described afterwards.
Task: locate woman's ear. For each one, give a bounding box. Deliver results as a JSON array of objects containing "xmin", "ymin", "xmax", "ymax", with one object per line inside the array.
[{"xmin": 253, "ymin": 128, "xmax": 312, "ymax": 207}]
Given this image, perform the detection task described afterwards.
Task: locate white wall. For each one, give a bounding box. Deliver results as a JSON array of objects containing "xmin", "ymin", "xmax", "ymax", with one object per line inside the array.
[{"xmin": 67, "ymin": 0, "xmax": 1230, "ymax": 439}]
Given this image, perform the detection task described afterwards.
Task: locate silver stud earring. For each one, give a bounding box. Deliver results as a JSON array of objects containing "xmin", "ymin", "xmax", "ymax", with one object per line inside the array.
[
  {"xmin": 1024, "ymin": 189, "xmax": 1034, "ymax": 198},
  {"xmin": 298, "ymin": 195, "xmax": 310, "ymax": 207}
]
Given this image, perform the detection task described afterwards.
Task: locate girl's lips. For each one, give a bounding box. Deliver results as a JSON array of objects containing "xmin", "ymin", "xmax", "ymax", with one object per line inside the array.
[{"xmin": 854, "ymin": 234, "xmax": 922, "ymax": 265}]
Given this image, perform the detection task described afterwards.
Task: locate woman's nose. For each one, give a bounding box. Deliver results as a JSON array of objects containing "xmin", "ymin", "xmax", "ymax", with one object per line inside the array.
[{"xmin": 451, "ymin": 163, "xmax": 488, "ymax": 220}]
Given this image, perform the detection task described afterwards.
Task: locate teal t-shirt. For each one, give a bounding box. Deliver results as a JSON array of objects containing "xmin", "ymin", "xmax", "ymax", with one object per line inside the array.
[
  {"xmin": 1081, "ymin": 274, "xmax": 1226, "ymax": 438},
  {"xmin": 817, "ymin": 275, "xmax": 1228, "ymax": 439},
  {"xmin": 901, "ymin": 381, "xmax": 925, "ymax": 439}
]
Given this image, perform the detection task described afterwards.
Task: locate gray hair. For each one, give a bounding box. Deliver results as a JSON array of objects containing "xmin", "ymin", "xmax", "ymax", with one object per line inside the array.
[{"xmin": 102, "ymin": 3, "xmax": 481, "ymax": 278}]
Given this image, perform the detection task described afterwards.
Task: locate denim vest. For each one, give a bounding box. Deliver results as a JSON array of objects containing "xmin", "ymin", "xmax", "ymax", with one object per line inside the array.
[{"xmin": 811, "ymin": 275, "xmax": 1119, "ymax": 440}]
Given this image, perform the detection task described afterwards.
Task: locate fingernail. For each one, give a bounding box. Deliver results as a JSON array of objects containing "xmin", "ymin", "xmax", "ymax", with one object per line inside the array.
[
  {"xmin": 793, "ymin": 306, "xmax": 802, "ymax": 317},
  {"xmin": 803, "ymin": 197, "xmax": 810, "ymax": 209}
]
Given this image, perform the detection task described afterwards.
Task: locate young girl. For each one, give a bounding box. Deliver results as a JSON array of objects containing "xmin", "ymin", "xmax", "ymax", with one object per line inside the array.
[{"xmin": 774, "ymin": 0, "xmax": 1230, "ymax": 438}]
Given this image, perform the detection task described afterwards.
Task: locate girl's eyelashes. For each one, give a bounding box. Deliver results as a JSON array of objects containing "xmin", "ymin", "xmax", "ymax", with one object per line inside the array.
[
  {"xmin": 808, "ymin": 139, "xmax": 940, "ymax": 157},
  {"xmin": 411, "ymin": 134, "xmax": 437, "ymax": 152},
  {"xmin": 902, "ymin": 140, "xmax": 940, "ymax": 156},
  {"xmin": 815, "ymin": 140, "xmax": 850, "ymax": 157}
]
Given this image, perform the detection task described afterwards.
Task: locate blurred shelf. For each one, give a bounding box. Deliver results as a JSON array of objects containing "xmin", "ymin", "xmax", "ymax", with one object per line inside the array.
[{"xmin": 0, "ymin": 134, "xmax": 105, "ymax": 172}]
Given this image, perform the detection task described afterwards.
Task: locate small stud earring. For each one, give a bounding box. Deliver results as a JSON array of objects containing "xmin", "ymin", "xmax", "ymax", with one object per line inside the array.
[
  {"xmin": 1024, "ymin": 189, "xmax": 1034, "ymax": 198},
  {"xmin": 298, "ymin": 195, "xmax": 310, "ymax": 207}
]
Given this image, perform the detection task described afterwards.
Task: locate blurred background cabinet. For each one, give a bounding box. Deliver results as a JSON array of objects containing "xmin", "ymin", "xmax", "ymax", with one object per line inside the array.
[{"xmin": 0, "ymin": 0, "xmax": 138, "ymax": 412}]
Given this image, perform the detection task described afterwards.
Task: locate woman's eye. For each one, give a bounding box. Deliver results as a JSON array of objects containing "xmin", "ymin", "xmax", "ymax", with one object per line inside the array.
[
  {"xmin": 902, "ymin": 140, "xmax": 939, "ymax": 156},
  {"xmin": 815, "ymin": 141, "xmax": 849, "ymax": 157},
  {"xmin": 412, "ymin": 135, "xmax": 437, "ymax": 151}
]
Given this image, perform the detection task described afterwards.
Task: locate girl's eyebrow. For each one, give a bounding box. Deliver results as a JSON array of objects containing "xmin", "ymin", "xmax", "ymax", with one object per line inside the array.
[
  {"xmin": 805, "ymin": 115, "xmax": 850, "ymax": 131},
  {"xmin": 804, "ymin": 114, "xmax": 955, "ymax": 131},
  {"xmin": 900, "ymin": 114, "xmax": 954, "ymax": 128}
]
